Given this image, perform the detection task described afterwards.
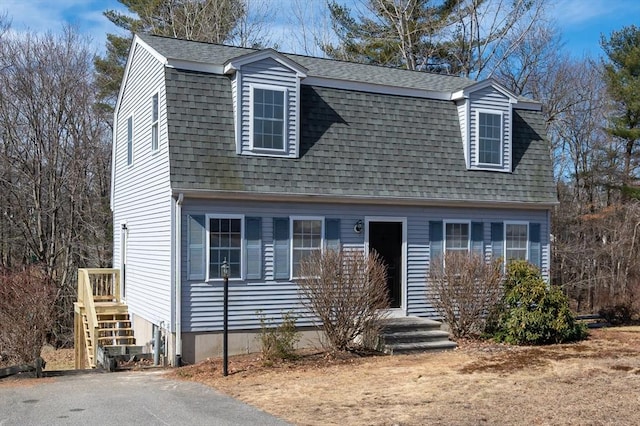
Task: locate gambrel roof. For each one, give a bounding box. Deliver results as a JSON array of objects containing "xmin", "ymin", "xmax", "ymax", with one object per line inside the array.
[{"xmin": 137, "ymin": 34, "xmax": 556, "ymax": 207}]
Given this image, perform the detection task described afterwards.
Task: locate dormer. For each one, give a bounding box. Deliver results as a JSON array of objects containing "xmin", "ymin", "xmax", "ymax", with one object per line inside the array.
[
  {"xmin": 224, "ymin": 50, "xmax": 307, "ymax": 158},
  {"xmin": 452, "ymin": 80, "xmax": 517, "ymax": 173}
]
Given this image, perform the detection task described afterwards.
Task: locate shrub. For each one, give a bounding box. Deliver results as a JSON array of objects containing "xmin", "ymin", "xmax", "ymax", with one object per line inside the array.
[
  {"xmin": 296, "ymin": 249, "xmax": 389, "ymax": 352},
  {"xmin": 489, "ymin": 261, "xmax": 588, "ymax": 345},
  {"xmin": 599, "ymin": 304, "xmax": 636, "ymax": 326},
  {"xmin": 0, "ymin": 266, "xmax": 56, "ymax": 368},
  {"xmin": 257, "ymin": 311, "xmax": 300, "ymax": 364},
  {"xmin": 429, "ymin": 252, "xmax": 504, "ymax": 338}
]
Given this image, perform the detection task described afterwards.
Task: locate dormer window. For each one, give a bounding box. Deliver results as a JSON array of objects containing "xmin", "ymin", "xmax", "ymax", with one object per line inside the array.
[
  {"xmin": 252, "ymin": 86, "xmax": 286, "ymax": 151},
  {"xmin": 477, "ymin": 111, "xmax": 502, "ymax": 166}
]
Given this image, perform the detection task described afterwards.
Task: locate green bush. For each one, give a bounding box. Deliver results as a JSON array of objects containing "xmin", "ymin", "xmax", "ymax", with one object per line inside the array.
[
  {"xmin": 257, "ymin": 311, "xmax": 300, "ymax": 364},
  {"xmin": 488, "ymin": 261, "xmax": 587, "ymax": 345}
]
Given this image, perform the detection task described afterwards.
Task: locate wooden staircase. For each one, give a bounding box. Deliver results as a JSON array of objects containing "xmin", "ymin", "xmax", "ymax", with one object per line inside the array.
[
  {"xmin": 74, "ymin": 269, "xmax": 138, "ymax": 369},
  {"xmin": 379, "ymin": 317, "xmax": 457, "ymax": 354}
]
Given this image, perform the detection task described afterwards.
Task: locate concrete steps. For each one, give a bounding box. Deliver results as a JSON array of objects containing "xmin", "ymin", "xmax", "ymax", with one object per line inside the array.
[{"xmin": 379, "ymin": 317, "xmax": 457, "ymax": 354}]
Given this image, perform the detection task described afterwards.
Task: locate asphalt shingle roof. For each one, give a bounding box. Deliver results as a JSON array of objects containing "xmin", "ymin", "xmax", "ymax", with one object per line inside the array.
[
  {"xmin": 164, "ymin": 68, "xmax": 557, "ymax": 204},
  {"xmin": 138, "ymin": 34, "xmax": 476, "ymax": 93}
]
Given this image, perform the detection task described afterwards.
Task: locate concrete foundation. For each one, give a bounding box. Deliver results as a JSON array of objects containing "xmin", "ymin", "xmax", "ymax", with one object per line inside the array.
[{"xmin": 181, "ymin": 328, "xmax": 325, "ymax": 365}]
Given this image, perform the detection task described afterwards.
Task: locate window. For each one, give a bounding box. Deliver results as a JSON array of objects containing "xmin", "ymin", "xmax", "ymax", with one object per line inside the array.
[
  {"xmin": 208, "ymin": 217, "xmax": 242, "ymax": 279},
  {"xmin": 151, "ymin": 93, "xmax": 159, "ymax": 151},
  {"xmin": 505, "ymin": 223, "xmax": 528, "ymax": 261},
  {"xmin": 478, "ymin": 112, "xmax": 502, "ymax": 165},
  {"xmin": 252, "ymin": 87, "xmax": 285, "ymax": 150},
  {"xmin": 126, "ymin": 116, "xmax": 133, "ymax": 166},
  {"xmin": 291, "ymin": 218, "xmax": 323, "ymax": 278},
  {"xmin": 445, "ymin": 222, "xmax": 470, "ymax": 253}
]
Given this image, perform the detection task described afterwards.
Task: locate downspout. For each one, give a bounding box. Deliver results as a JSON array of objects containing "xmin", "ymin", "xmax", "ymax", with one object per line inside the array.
[{"xmin": 175, "ymin": 192, "xmax": 184, "ymax": 366}]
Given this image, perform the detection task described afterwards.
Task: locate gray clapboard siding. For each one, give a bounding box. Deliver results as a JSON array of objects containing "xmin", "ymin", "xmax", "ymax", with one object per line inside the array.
[
  {"xmin": 112, "ymin": 42, "xmax": 173, "ymax": 329},
  {"xmin": 179, "ymin": 199, "xmax": 550, "ymax": 332},
  {"xmin": 239, "ymin": 58, "xmax": 299, "ymax": 157}
]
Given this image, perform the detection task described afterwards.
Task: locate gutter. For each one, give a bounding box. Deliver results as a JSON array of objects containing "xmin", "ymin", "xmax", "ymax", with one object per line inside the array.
[
  {"xmin": 174, "ymin": 192, "xmax": 184, "ymax": 366},
  {"xmin": 171, "ymin": 188, "xmax": 559, "ymax": 210}
]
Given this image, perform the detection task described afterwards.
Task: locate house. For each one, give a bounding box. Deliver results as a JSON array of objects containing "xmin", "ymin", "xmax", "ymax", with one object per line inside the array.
[{"xmin": 110, "ymin": 34, "xmax": 556, "ymax": 365}]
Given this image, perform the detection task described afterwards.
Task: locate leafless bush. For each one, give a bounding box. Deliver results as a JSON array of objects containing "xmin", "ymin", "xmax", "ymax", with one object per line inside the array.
[
  {"xmin": 0, "ymin": 266, "xmax": 56, "ymax": 368},
  {"xmin": 296, "ymin": 249, "xmax": 390, "ymax": 352},
  {"xmin": 429, "ymin": 252, "xmax": 504, "ymax": 338}
]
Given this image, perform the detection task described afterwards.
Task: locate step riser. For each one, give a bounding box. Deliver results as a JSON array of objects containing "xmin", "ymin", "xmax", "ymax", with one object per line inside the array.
[
  {"xmin": 381, "ymin": 336, "xmax": 451, "ymax": 344},
  {"xmin": 379, "ymin": 317, "xmax": 456, "ymax": 355}
]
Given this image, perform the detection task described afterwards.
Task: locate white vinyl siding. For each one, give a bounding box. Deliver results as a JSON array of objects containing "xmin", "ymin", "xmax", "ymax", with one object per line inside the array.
[
  {"xmin": 151, "ymin": 92, "xmax": 159, "ymax": 152},
  {"xmin": 291, "ymin": 217, "xmax": 323, "ymax": 278},
  {"xmin": 112, "ymin": 42, "xmax": 171, "ymax": 330}
]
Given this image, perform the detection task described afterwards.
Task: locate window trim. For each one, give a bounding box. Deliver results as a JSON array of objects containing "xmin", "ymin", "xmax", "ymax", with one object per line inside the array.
[
  {"xmin": 249, "ymin": 83, "xmax": 288, "ymax": 153},
  {"xmin": 151, "ymin": 92, "xmax": 159, "ymax": 152},
  {"xmin": 126, "ymin": 115, "xmax": 133, "ymax": 166},
  {"xmin": 443, "ymin": 220, "xmax": 471, "ymax": 255},
  {"xmin": 475, "ymin": 109, "xmax": 503, "ymax": 167},
  {"xmin": 205, "ymin": 214, "xmax": 245, "ymax": 282},
  {"xmin": 290, "ymin": 216, "xmax": 324, "ymax": 280},
  {"xmin": 504, "ymin": 221, "xmax": 529, "ymax": 263}
]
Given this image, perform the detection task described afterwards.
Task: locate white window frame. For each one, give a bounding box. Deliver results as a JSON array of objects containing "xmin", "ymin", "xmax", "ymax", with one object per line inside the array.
[
  {"xmin": 476, "ymin": 109, "xmax": 503, "ymax": 167},
  {"xmin": 151, "ymin": 92, "xmax": 159, "ymax": 152},
  {"xmin": 249, "ymin": 84, "xmax": 288, "ymax": 153},
  {"xmin": 504, "ymin": 221, "xmax": 529, "ymax": 263},
  {"xmin": 126, "ymin": 115, "xmax": 133, "ymax": 166},
  {"xmin": 205, "ymin": 214, "xmax": 245, "ymax": 282},
  {"xmin": 290, "ymin": 216, "xmax": 324, "ymax": 280},
  {"xmin": 443, "ymin": 220, "xmax": 471, "ymax": 255}
]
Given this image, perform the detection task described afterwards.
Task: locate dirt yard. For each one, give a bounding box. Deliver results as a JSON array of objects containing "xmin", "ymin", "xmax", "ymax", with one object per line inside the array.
[{"xmin": 169, "ymin": 327, "xmax": 640, "ymax": 425}]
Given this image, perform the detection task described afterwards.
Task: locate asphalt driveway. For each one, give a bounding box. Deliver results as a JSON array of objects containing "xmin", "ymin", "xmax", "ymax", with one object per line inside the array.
[{"xmin": 0, "ymin": 370, "xmax": 290, "ymax": 425}]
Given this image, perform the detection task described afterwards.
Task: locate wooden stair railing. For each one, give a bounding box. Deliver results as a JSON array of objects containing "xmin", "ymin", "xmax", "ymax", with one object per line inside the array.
[{"xmin": 75, "ymin": 268, "xmax": 135, "ymax": 369}]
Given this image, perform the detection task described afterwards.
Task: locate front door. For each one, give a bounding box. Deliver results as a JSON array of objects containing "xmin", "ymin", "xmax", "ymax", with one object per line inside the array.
[{"xmin": 368, "ymin": 221, "xmax": 403, "ymax": 309}]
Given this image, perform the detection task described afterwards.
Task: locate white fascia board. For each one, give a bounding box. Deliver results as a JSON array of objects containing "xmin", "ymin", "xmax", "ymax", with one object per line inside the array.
[
  {"xmin": 302, "ymin": 76, "xmax": 451, "ymax": 101},
  {"xmin": 223, "ymin": 49, "xmax": 308, "ymax": 77},
  {"xmin": 514, "ymin": 101, "xmax": 542, "ymax": 111},
  {"xmin": 451, "ymin": 78, "xmax": 518, "ymax": 103}
]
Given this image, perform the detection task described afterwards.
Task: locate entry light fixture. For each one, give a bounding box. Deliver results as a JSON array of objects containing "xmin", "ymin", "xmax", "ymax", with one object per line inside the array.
[{"xmin": 354, "ymin": 219, "xmax": 363, "ymax": 234}]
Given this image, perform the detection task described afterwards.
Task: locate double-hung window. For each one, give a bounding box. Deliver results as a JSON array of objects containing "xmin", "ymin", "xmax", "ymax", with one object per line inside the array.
[
  {"xmin": 478, "ymin": 111, "xmax": 502, "ymax": 166},
  {"xmin": 505, "ymin": 223, "xmax": 528, "ymax": 262},
  {"xmin": 445, "ymin": 222, "xmax": 470, "ymax": 254},
  {"xmin": 252, "ymin": 87, "xmax": 285, "ymax": 151},
  {"xmin": 291, "ymin": 218, "xmax": 323, "ymax": 278},
  {"xmin": 126, "ymin": 116, "xmax": 133, "ymax": 166},
  {"xmin": 208, "ymin": 216, "xmax": 243, "ymax": 279},
  {"xmin": 151, "ymin": 93, "xmax": 159, "ymax": 152}
]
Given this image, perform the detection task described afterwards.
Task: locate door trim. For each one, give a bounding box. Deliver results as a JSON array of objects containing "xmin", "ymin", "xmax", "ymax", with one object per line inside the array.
[{"xmin": 364, "ymin": 216, "xmax": 407, "ymax": 315}]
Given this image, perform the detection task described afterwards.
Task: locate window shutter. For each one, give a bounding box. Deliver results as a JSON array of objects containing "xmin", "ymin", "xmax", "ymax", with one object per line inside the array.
[
  {"xmin": 429, "ymin": 221, "xmax": 443, "ymax": 265},
  {"xmin": 529, "ymin": 223, "xmax": 541, "ymax": 269},
  {"xmin": 325, "ymin": 219, "xmax": 341, "ymax": 252},
  {"xmin": 491, "ymin": 222, "xmax": 504, "ymax": 261},
  {"xmin": 187, "ymin": 215, "xmax": 205, "ymax": 280},
  {"xmin": 471, "ymin": 222, "xmax": 484, "ymax": 256},
  {"xmin": 273, "ymin": 217, "xmax": 290, "ymax": 280},
  {"xmin": 245, "ymin": 217, "xmax": 262, "ymax": 280}
]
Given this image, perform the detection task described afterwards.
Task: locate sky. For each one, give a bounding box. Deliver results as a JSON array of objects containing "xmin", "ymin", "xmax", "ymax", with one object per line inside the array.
[{"xmin": 2, "ymin": 0, "xmax": 640, "ymax": 59}]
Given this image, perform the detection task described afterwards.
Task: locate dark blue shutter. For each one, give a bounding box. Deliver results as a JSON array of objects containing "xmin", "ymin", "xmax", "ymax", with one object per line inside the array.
[
  {"xmin": 491, "ymin": 222, "xmax": 504, "ymax": 261},
  {"xmin": 245, "ymin": 217, "xmax": 262, "ymax": 280},
  {"xmin": 429, "ymin": 221, "xmax": 443, "ymax": 266},
  {"xmin": 471, "ymin": 222, "xmax": 484, "ymax": 257},
  {"xmin": 273, "ymin": 218, "xmax": 290, "ymax": 280},
  {"xmin": 187, "ymin": 215, "xmax": 205, "ymax": 280},
  {"xmin": 325, "ymin": 219, "xmax": 341, "ymax": 252},
  {"xmin": 529, "ymin": 223, "xmax": 541, "ymax": 269}
]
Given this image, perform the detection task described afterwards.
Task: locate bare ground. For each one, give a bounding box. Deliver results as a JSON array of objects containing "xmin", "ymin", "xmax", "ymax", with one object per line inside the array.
[{"xmin": 168, "ymin": 327, "xmax": 640, "ymax": 426}]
